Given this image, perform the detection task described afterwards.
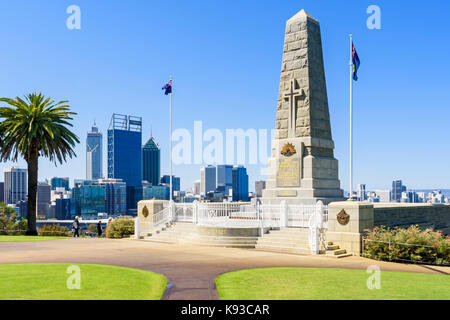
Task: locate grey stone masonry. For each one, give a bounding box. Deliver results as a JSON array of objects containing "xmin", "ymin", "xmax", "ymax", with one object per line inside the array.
[{"xmin": 262, "ymin": 9, "xmax": 343, "ymax": 205}]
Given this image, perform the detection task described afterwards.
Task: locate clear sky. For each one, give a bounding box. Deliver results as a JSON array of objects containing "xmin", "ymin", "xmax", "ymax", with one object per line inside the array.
[{"xmin": 0, "ymin": 0, "xmax": 449, "ymax": 192}]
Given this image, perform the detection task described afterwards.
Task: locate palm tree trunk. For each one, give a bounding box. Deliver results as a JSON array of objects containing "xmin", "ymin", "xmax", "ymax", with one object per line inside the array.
[{"xmin": 26, "ymin": 153, "xmax": 38, "ymax": 235}]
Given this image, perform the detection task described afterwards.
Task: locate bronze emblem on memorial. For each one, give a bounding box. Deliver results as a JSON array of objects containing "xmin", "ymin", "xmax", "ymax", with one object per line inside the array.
[
  {"xmin": 337, "ymin": 209, "xmax": 350, "ymax": 225},
  {"xmin": 281, "ymin": 143, "xmax": 296, "ymax": 157},
  {"xmin": 142, "ymin": 205, "xmax": 149, "ymax": 218}
]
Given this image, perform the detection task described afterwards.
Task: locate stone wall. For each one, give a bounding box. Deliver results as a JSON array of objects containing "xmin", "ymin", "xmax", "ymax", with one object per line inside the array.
[{"xmin": 327, "ymin": 201, "xmax": 450, "ymax": 255}]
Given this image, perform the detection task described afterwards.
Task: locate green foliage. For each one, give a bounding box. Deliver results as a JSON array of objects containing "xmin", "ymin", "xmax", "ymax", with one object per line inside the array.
[
  {"xmin": 37, "ymin": 224, "xmax": 70, "ymax": 237},
  {"xmin": 363, "ymin": 225, "xmax": 450, "ymax": 266},
  {"xmin": 0, "ymin": 204, "xmax": 27, "ymax": 235},
  {"xmin": 87, "ymin": 224, "xmax": 99, "ymax": 236},
  {"xmin": 0, "ymin": 93, "xmax": 79, "ymax": 164},
  {"xmin": 105, "ymin": 218, "xmax": 134, "ymax": 239}
]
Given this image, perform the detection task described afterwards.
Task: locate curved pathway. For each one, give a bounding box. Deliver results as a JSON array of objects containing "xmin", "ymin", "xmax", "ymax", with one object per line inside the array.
[{"xmin": 1, "ymin": 238, "xmax": 448, "ymax": 300}]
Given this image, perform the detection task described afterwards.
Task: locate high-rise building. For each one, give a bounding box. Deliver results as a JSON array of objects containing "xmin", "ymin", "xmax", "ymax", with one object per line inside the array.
[
  {"xmin": 37, "ymin": 182, "xmax": 51, "ymax": 217},
  {"xmin": 375, "ymin": 190, "xmax": 391, "ymax": 203},
  {"xmin": 200, "ymin": 165, "xmax": 216, "ymax": 196},
  {"xmin": 392, "ymin": 180, "xmax": 406, "ymax": 202},
  {"xmin": 142, "ymin": 185, "xmax": 170, "ymax": 200},
  {"xmin": 357, "ymin": 184, "xmax": 366, "ymax": 201},
  {"xmin": 160, "ymin": 175, "xmax": 181, "ymax": 192},
  {"xmin": 55, "ymin": 198, "xmax": 71, "ymax": 220},
  {"xmin": 86, "ymin": 123, "xmax": 103, "ymax": 180},
  {"xmin": 108, "ymin": 114, "xmax": 143, "ymax": 213},
  {"xmin": 232, "ymin": 166, "xmax": 249, "ymax": 202},
  {"xmin": 48, "ymin": 177, "xmax": 70, "ymax": 191},
  {"xmin": 71, "ymin": 181, "xmax": 106, "ymax": 219},
  {"xmin": 4, "ymin": 167, "xmax": 27, "ymax": 205},
  {"xmin": 0, "ymin": 182, "xmax": 4, "ymax": 203},
  {"xmin": 98, "ymin": 178, "xmax": 127, "ymax": 216},
  {"xmin": 192, "ymin": 180, "xmax": 201, "ymax": 195},
  {"xmin": 142, "ymin": 136, "xmax": 161, "ymax": 186},
  {"xmin": 255, "ymin": 181, "xmax": 266, "ymax": 198},
  {"xmin": 217, "ymin": 165, "xmax": 233, "ymax": 196}
]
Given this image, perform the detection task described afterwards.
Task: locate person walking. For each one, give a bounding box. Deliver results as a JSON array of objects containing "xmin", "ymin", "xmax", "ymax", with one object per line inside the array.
[
  {"xmin": 97, "ymin": 220, "xmax": 102, "ymax": 237},
  {"xmin": 73, "ymin": 216, "xmax": 80, "ymax": 237}
]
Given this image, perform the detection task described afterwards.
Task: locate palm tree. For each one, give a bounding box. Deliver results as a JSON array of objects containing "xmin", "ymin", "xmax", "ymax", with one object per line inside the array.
[{"xmin": 0, "ymin": 93, "xmax": 79, "ymax": 235}]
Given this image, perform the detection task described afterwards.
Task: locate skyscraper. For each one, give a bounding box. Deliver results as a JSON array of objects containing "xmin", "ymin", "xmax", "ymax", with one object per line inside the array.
[
  {"xmin": 98, "ymin": 178, "xmax": 127, "ymax": 216},
  {"xmin": 37, "ymin": 182, "xmax": 51, "ymax": 217},
  {"xmin": 0, "ymin": 182, "xmax": 4, "ymax": 203},
  {"xmin": 232, "ymin": 166, "xmax": 249, "ymax": 202},
  {"xmin": 142, "ymin": 136, "xmax": 160, "ymax": 186},
  {"xmin": 200, "ymin": 165, "xmax": 216, "ymax": 197},
  {"xmin": 217, "ymin": 165, "xmax": 233, "ymax": 196},
  {"xmin": 4, "ymin": 167, "xmax": 27, "ymax": 205},
  {"xmin": 160, "ymin": 175, "xmax": 181, "ymax": 192},
  {"xmin": 392, "ymin": 180, "xmax": 406, "ymax": 202},
  {"xmin": 86, "ymin": 123, "xmax": 103, "ymax": 180},
  {"xmin": 357, "ymin": 184, "xmax": 366, "ymax": 201},
  {"xmin": 108, "ymin": 114, "xmax": 142, "ymax": 213},
  {"xmin": 255, "ymin": 181, "xmax": 266, "ymax": 198}
]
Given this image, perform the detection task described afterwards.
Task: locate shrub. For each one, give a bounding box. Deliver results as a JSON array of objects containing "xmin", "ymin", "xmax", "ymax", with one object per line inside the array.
[
  {"xmin": 105, "ymin": 218, "xmax": 134, "ymax": 239},
  {"xmin": 363, "ymin": 225, "xmax": 450, "ymax": 266},
  {"xmin": 88, "ymin": 224, "xmax": 98, "ymax": 236},
  {"xmin": 38, "ymin": 224, "xmax": 70, "ymax": 237},
  {"xmin": 0, "ymin": 210, "xmax": 27, "ymax": 235}
]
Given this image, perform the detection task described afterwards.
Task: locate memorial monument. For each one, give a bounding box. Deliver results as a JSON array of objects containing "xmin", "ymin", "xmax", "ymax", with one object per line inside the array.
[{"xmin": 262, "ymin": 9, "xmax": 344, "ymax": 204}]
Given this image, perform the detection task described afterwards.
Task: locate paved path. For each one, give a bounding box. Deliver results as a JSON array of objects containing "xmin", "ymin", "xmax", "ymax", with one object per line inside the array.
[{"xmin": 1, "ymin": 238, "xmax": 448, "ymax": 300}]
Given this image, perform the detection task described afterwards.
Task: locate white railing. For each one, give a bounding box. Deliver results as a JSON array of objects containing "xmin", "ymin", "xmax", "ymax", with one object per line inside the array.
[
  {"xmin": 153, "ymin": 207, "xmax": 172, "ymax": 228},
  {"xmin": 174, "ymin": 204, "xmax": 194, "ymax": 222}
]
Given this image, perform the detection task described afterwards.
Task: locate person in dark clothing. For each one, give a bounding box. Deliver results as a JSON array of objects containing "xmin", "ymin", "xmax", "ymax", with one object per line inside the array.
[
  {"xmin": 97, "ymin": 221, "xmax": 102, "ymax": 237},
  {"xmin": 73, "ymin": 216, "xmax": 80, "ymax": 237}
]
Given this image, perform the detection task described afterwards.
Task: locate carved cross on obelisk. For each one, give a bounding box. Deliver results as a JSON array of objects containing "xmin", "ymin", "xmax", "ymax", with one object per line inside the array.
[{"xmin": 284, "ymin": 80, "xmax": 304, "ymax": 138}]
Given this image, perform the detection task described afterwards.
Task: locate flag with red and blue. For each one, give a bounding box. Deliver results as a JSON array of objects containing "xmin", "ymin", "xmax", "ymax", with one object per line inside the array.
[{"xmin": 162, "ymin": 80, "xmax": 172, "ymax": 95}]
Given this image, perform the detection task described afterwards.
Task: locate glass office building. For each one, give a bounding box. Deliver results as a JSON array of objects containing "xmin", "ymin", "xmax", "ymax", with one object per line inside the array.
[
  {"xmin": 71, "ymin": 183, "xmax": 106, "ymax": 219},
  {"xmin": 48, "ymin": 177, "xmax": 70, "ymax": 191},
  {"xmin": 142, "ymin": 137, "xmax": 161, "ymax": 186},
  {"xmin": 86, "ymin": 123, "xmax": 103, "ymax": 180},
  {"xmin": 160, "ymin": 175, "xmax": 181, "ymax": 192},
  {"xmin": 98, "ymin": 179, "xmax": 127, "ymax": 216},
  {"xmin": 142, "ymin": 185, "xmax": 170, "ymax": 200},
  {"xmin": 232, "ymin": 166, "xmax": 249, "ymax": 202},
  {"xmin": 108, "ymin": 114, "xmax": 142, "ymax": 214},
  {"xmin": 217, "ymin": 165, "xmax": 233, "ymax": 196}
]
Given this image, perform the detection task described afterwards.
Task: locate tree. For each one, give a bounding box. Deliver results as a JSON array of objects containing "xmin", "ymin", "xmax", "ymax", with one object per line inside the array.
[{"xmin": 0, "ymin": 93, "xmax": 79, "ymax": 235}]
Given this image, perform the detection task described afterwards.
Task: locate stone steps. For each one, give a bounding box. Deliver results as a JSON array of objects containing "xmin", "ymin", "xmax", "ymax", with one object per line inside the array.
[{"xmin": 325, "ymin": 242, "xmax": 353, "ymax": 258}]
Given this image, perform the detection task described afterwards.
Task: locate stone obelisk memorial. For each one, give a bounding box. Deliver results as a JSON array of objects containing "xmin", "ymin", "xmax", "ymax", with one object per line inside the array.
[{"xmin": 262, "ymin": 9, "xmax": 344, "ymax": 205}]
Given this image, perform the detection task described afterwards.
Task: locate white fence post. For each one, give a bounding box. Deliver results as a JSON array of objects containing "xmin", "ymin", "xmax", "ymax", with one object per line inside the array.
[
  {"xmin": 193, "ymin": 200, "xmax": 198, "ymax": 224},
  {"xmin": 134, "ymin": 217, "xmax": 140, "ymax": 239},
  {"xmin": 280, "ymin": 200, "xmax": 288, "ymax": 228},
  {"xmin": 169, "ymin": 200, "xmax": 175, "ymax": 223}
]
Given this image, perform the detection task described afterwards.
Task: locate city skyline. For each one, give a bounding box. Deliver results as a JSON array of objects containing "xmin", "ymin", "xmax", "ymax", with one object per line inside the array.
[{"xmin": 1, "ymin": 1, "xmax": 450, "ymax": 192}]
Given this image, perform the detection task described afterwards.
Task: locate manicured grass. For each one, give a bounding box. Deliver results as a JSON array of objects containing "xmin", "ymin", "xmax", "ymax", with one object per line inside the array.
[
  {"xmin": 216, "ymin": 267, "xmax": 450, "ymax": 300},
  {"xmin": 0, "ymin": 235, "xmax": 70, "ymax": 242},
  {"xmin": 0, "ymin": 264, "xmax": 167, "ymax": 300}
]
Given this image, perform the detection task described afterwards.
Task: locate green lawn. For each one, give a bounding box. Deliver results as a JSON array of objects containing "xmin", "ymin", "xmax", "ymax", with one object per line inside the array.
[
  {"xmin": 0, "ymin": 235, "xmax": 70, "ymax": 242},
  {"xmin": 0, "ymin": 264, "xmax": 167, "ymax": 300},
  {"xmin": 216, "ymin": 267, "xmax": 450, "ymax": 300}
]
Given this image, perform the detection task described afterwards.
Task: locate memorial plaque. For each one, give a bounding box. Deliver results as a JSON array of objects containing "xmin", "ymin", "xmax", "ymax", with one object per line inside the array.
[
  {"xmin": 277, "ymin": 190, "xmax": 297, "ymax": 197},
  {"xmin": 277, "ymin": 157, "xmax": 300, "ymax": 187}
]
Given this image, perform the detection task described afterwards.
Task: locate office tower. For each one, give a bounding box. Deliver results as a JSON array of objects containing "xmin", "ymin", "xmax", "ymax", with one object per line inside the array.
[
  {"xmin": 4, "ymin": 167, "xmax": 27, "ymax": 205},
  {"xmin": 217, "ymin": 165, "xmax": 233, "ymax": 196},
  {"xmin": 71, "ymin": 181, "xmax": 106, "ymax": 219},
  {"xmin": 142, "ymin": 185, "xmax": 170, "ymax": 200},
  {"xmin": 392, "ymin": 180, "xmax": 406, "ymax": 202},
  {"xmin": 192, "ymin": 180, "xmax": 201, "ymax": 195},
  {"xmin": 108, "ymin": 114, "xmax": 143, "ymax": 213},
  {"xmin": 55, "ymin": 198, "xmax": 71, "ymax": 220},
  {"xmin": 375, "ymin": 190, "xmax": 391, "ymax": 203},
  {"xmin": 0, "ymin": 182, "xmax": 4, "ymax": 203},
  {"xmin": 98, "ymin": 178, "xmax": 127, "ymax": 216},
  {"xmin": 232, "ymin": 166, "xmax": 249, "ymax": 202},
  {"xmin": 200, "ymin": 165, "xmax": 216, "ymax": 196},
  {"xmin": 255, "ymin": 181, "xmax": 266, "ymax": 198},
  {"xmin": 160, "ymin": 175, "xmax": 181, "ymax": 192},
  {"xmin": 142, "ymin": 136, "xmax": 161, "ymax": 186},
  {"xmin": 86, "ymin": 123, "xmax": 103, "ymax": 180},
  {"xmin": 37, "ymin": 182, "xmax": 51, "ymax": 217},
  {"xmin": 357, "ymin": 184, "xmax": 366, "ymax": 201},
  {"xmin": 48, "ymin": 177, "xmax": 70, "ymax": 191}
]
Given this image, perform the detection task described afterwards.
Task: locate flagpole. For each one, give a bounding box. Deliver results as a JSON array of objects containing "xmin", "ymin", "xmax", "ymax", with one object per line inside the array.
[
  {"xmin": 349, "ymin": 34, "xmax": 353, "ymax": 200},
  {"xmin": 169, "ymin": 75, "xmax": 173, "ymax": 203}
]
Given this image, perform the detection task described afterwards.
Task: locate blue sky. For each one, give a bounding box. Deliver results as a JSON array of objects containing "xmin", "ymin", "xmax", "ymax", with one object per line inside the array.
[{"xmin": 0, "ymin": 0, "xmax": 449, "ymax": 192}]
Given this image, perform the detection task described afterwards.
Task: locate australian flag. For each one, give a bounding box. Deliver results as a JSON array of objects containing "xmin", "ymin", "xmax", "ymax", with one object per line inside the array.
[
  {"xmin": 162, "ymin": 80, "xmax": 172, "ymax": 95},
  {"xmin": 352, "ymin": 43, "xmax": 360, "ymax": 81}
]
